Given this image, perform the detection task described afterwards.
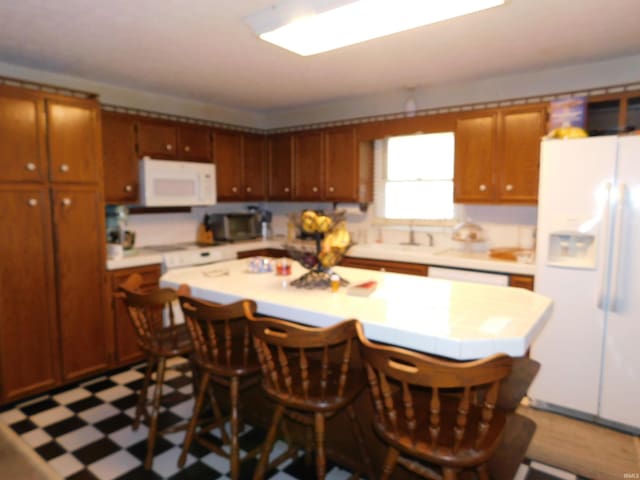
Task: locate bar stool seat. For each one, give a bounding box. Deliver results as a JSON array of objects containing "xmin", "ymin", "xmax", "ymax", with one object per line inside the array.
[
  {"xmin": 247, "ymin": 315, "xmax": 373, "ymax": 480},
  {"xmin": 177, "ymin": 296, "xmax": 263, "ymax": 480},
  {"xmin": 117, "ymin": 274, "xmax": 194, "ymax": 470}
]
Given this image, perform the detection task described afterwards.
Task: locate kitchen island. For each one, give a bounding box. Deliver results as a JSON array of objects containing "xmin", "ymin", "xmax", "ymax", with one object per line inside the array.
[
  {"xmin": 161, "ymin": 258, "xmax": 549, "ymax": 477},
  {"xmin": 160, "ymin": 258, "xmax": 550, "ymax": 360}
]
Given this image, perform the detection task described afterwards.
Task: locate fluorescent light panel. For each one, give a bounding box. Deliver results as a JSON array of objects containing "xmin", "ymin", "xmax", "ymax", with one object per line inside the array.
[{"xmin": 246, "ymin": 0, "xmax": 506, "ymax": 56}]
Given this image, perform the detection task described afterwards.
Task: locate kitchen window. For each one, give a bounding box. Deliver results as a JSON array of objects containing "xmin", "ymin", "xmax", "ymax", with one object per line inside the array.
[{"xmin": 374, "ymin": 132, "xmax": 455, "ymax": 223}]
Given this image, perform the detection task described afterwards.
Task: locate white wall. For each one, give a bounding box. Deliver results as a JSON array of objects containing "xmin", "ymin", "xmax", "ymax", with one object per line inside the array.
[
  {"xmin": 265, "ymin": 54, "xmax": 640, "ymax": 128},
  {"xmin": 0, "ymin": 61, "xmax": 266, "ymax": 128}
]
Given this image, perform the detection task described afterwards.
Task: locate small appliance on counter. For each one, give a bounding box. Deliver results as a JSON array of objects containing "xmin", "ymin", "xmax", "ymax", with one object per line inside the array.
[
  {"xmin": 451, "ymin": 219, "xmax": 486, "ymax": 252},
  {"xmin": 106, "ymin": 205, "xmax": 136, "ymax": 258},
  {"xmin": 204, "ymin": 213, "xmax": 259, "ymax": 242}
]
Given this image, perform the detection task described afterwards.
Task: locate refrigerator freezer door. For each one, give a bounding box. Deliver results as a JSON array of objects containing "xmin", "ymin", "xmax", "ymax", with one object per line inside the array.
[
  {"xmin": 530, "ymin": 137, "xmax": 618, "ymax": 415},
  {"xmin": 598, "ymin": 136, "xmax": 640, "ymax": 428}
]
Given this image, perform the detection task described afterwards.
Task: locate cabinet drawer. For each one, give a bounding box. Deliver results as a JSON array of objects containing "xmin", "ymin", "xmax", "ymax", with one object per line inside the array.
[
  {"xmin": 340, "ymin": 257, "xmax": 428, "ymax": 276},
  {"xmin": 111, "ymin": 264, "xmax": 161, "ymax": 292},
  {"xmin": 509, "ymin": 274, "xmax": 534, "ymax": 291}
]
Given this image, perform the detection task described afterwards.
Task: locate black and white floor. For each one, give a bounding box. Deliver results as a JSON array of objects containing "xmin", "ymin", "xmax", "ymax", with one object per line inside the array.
[{"xmin": 0, "ymin": 358, "xmax": 590, "ymax": 480}]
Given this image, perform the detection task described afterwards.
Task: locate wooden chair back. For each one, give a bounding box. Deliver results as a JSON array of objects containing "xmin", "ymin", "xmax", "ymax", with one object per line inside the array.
[
  {"xmin": 178, "ymin": 296, "xmax": 259, "ymax": 376},
  {"xmin": 117, "ymin": 273, "xmax": 189, "ymax": 356},
  {"xmin": 356, "ymin": 323, "xmax": 512, "ymax": 469},
  {"xmin": 247, "ymin": 316, "xmax": 363, "ymax": 411}
]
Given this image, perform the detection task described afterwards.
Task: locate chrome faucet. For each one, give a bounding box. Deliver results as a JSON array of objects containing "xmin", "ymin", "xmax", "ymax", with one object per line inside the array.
[
  {"xmin": 426, "ymin": 232, "xmax": 434, "ymax": 247},
  {"xmin": 402, "ymin": 224, "xmax": 420, "ymax": 246}
]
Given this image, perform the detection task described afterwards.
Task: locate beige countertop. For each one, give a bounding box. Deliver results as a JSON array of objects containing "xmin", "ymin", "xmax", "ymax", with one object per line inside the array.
[{"xmin": 106, "ymin": 238, "xmax": 535, "ymax": 276}]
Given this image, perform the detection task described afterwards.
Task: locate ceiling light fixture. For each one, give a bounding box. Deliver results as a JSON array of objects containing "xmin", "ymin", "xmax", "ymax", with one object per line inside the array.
[{"xmin": 245, "ymin": 0, "xmax": 506, "ymax": 56}]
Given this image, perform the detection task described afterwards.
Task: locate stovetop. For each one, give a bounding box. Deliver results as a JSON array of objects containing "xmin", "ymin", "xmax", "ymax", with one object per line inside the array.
[{"xmin": 146, "ymin": 242, "xmax": 236, "ymax": 269}]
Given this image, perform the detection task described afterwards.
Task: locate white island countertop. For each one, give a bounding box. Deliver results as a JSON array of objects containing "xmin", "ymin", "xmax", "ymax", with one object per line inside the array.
[{"xmin": 160, "ymin": 259, "xmax": 551, "ymax": 360}]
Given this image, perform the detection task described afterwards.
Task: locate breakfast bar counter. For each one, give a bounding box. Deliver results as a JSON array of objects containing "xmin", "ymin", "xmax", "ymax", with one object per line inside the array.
[
  {"xmin": 160, "ymin": 259, "xmax": 551, "ymax": 360},
  {"xmin": 161, "ymin": 258, "xmax": 549, "ymax": 478}
]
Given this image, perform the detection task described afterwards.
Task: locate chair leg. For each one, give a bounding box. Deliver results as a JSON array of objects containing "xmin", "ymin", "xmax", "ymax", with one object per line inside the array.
[
  {"xmin": 230, "ymin": 376, "xmax": 240, "ymax": 480},
  {"xmin": 314, "ymin": 412, "xmax": 326, "ymax": 479},
  {"xmin": 253, "ymin": 404, "xmax": 285, "ymax": 480},
  {"xmin": 381, "ymin": 447, "xmax": 400, "ymax": 480},
  {"xmin": 443, "ymin": 467, "xmax": 459, "ymax": 480},
  {"xmin": 205, "ymin": 381, "xmax": 231, "ymax": 445},
  {"xmin": 304, "ymin": 426, "xmax": 313, "ymax": 466},
  {"xmin": 346, "ymin": 404, "xmax": 374, "ymax": 479},
  {"xmin": 133, "ymin": 357, "xmax": 155, "ymax": 430},
  {"xmin": 144, "ymin": 356, "xmax": 166, "ymax": 470},
  {"xmin": 476, "ymin": 463, "xmax": 490, "ymax": 480},
  {"xmin": 178, "ymin": 372, "xmax": 210, "ymax": 468}
]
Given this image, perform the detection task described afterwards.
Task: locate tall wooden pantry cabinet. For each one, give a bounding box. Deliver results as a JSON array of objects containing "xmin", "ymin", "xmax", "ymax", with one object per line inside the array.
[{"xmin": 0, "ymin": 84, "xmax": 110, "ymax": 403}]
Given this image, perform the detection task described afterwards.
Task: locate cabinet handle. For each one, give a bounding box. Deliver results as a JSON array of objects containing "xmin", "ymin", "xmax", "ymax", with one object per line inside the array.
[
  {"xmin": 60, "ymin": 163, "xmax": 69, "ymax": 173},
  {"xmin": 231, "ymin": 186, "xmax": 238, "ymax": 193},
  {"xmin": 479, "ymin": 184, "xmax": 487, "ymax": 192},
  {"xmin": 25, "ymin": 162, "xmax": 37, "ymax": 172},
  {"xmin": 312, "ymin": 186, "xmax": 318, "ymax": 193},
  {"xmin": 61, "ymin": 197, "xmax": 72, "ymax": 207},
  {"xmin": 166, "ymin": 144, "xmax": 173, "ymax": 151},
  {"xmin": 184, "ymin": 145, "xmax": 191, "ymax": 153},
  {"xmin": 124, "ymin": 184, "xmax": 133, "ymax": 193},
  {"xmin": 328, "ymin": 186, "xmax": 335, "ymax": 193},
  {"xmin": 505, "ymin": 184, "xmax": 514, "ymax": 191},
  {"xmin": 284, "ymin": 187, "xmax": 290, "ymax": 193},
  {"xmin": 246, "ymin": 186, "xmax": 252, "ymax": 193},
  {"xmin": 27, "ymin": 198, "xmax": 38, "ymax": 207}
]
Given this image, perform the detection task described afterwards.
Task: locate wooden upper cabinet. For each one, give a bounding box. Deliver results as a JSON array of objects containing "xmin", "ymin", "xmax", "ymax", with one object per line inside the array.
[
  {"xmin": 497, "ymin": 106, "xmax": 546, "ymax": 203},
  {"xmin": 0, "ymin": 86, "xmax": 47, "ymax": 183},
  {"xmin": 214, "ymin": 129, "xmax": 243, "ymax": 200},
  {"xmin": 242, "ymin": 133, "xmax": 267, "ymax": 200},
  {"xmin": 137, "ymin": 119, "xmax": 178, "ymax": 159},
  {"xmin": 293, "ymin": 130, "xmax": 324, "ymax": 200},
  {"xmin": 52, "ymin": 186, "xmax": 109, "ymax": 381},
  {"xmin": 178, "ymin": 124, "xmax": 212, "ymax": 162},
  {"xmin": 324, "ymin": 127, "xmax": 357, "ymax": 201},
  {"xmin": 102, "ymin": 111, "xmax": 138, "ymax": 203},
  {"xmin": 268, "ymin": 133, "xmax": 293, "ymax": 200},
  {"xmin": 0, "ymin": 186, "xmax": 59, "ymax": 402},
  {"xmin": 46, "ymin": 97, "xmax": 101, "ymax": 184},
  {"xmin": 454, "ymin": 113, "xmax": 496, "ymax": 203}
]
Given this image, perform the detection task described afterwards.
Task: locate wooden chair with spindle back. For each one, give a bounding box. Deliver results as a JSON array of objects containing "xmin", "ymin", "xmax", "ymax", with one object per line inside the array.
[
  {"xmin": 355, "ymin": 322, "xmax": 513, "ymax": 480},
  {"xmin": 117, "ymin": 273, "xmax": 196, "ymax": 470},
  {"xmin": 246, "ymin": 315, "xmax": 373, "ymax": 480},
  {"xmin": 176, "ymin": 296, "xmax": 263, "ymax": 480}
]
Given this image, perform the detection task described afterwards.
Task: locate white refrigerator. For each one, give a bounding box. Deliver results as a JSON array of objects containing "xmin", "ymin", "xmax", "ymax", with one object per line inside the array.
[{"xmin": 530, "ymin": 135, "xmax": 640, "ymax": 431}]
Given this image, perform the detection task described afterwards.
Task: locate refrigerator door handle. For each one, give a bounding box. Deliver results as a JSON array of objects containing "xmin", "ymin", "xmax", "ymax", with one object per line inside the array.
[
  {"xmin": 597, "ymin": 182, "xmax": 613, "ymax": 311},
  {"xmin": 608, "ymin": 183, "xmax": 626, "ymax": 312}
]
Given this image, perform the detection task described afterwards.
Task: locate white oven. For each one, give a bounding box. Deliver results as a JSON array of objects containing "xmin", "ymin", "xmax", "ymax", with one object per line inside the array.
[{"xmin": 139, "ymin": 157, "xmax": 216, "ymax": 207}]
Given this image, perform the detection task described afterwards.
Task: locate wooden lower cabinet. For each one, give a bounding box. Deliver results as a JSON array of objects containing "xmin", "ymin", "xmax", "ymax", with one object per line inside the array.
[
  {"xmin": 340, "ymin": 256, "xmax": 429, "ymax": 276},
  {"xmin": 0, "ymin": 186, "xmax": 60, "ymax": 402},
  {"xmin": 108, "ymin": 264, "xmax": 162, "ymax": 366},
  {"xmin": 236, "ymin": 248, "xmax": 286, "ymax": 259},
  {"xmin": 509, "ymin": 274, "xmax": 534, "ymax": 290}
]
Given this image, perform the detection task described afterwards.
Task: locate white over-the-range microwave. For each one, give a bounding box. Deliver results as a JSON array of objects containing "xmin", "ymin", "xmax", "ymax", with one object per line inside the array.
[{"xmin": 139, "ymin": 157, "xmax": 217, "ymax": 207}]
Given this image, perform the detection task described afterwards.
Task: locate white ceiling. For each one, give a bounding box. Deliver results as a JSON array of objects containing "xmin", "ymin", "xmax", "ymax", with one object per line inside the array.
[{"xmin": 1, "ymin": 0, "xmax": 639, "ymax": 113}]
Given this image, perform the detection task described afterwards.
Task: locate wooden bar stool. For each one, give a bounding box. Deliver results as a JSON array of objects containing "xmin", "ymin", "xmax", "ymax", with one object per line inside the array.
[
  {"xmin": 355, "ymin": 323, "xmax": 513, "ymax": 480},
  {"xmin": 176, "ymin": 296, "xmax": 263, "ymax": 480},
  {"xmin": 247, "ymin": 315, "xmax": 373, "ymax": 480},
  {"xmin": 117, "ymin": 274, "xmax": 196, "ymax": 470}
]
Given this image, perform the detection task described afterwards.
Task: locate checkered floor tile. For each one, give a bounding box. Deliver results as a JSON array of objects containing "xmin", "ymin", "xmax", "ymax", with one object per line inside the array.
[{"xmin": 0, "ymin": 358, "xmax": 590, "ymax": 480}]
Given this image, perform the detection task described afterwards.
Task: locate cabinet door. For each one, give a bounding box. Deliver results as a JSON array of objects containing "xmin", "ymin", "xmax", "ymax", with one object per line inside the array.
[
  {"xmin": 137, "ymin": 119, "xmax": 178, "ymax": 159},
  {"xmin": 268, "ymin": 134, "xmax": 293, "ymax": 200},
  {"xmin": 497, "ymin": 106, "xmax": 545, "ymax": 203},
  {"xmin": 325, "ymin": 128, "xmax": 357, "ymax": 201},
  {"xmin": 0, "ymin": 86, "xmax": 47, "ymax": 183},
  {"xmin": 110, "ymin": 265, "xmax": 161, "ymax": 366},
  {"xmin": 52, "ymin": 187, "xmax": 110, "ymax": 381},
  {"xmin": 214, "ymin": 130, "xmax": 243, "ymax": 200},
  {"xmin": 0, "ymin": 187, "xmax": 59, "ymax": 401},
  {"xmin": 102, "ymin": 111, "xmax": 138, "ymax": 203},
  {"xmin": 293, "ymin": 131, "xmax": 323, "ymax": 200},
  {"xmin": 178, "ymin": 124, "xmax": 212, "ymax": 162},
  {"xmin": 454, "ymin": 113, "xmax": 496, "ymax": 203},
  {"xmin": 243, "ymin": 133, "xmax": 267, "ymax": 200},
  {"xmin": 509, "ymin": 274, "xmax": 534, "ymax": 290},
  {"xmin": 46, "ymin": 97, "xmax": 101, "ymax": 183}
]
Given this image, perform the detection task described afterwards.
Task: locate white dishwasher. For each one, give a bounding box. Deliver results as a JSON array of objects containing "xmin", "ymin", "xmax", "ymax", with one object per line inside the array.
[{"xmin": 428, "ymin": 266, "xmax": 509, "ymax": 286}]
